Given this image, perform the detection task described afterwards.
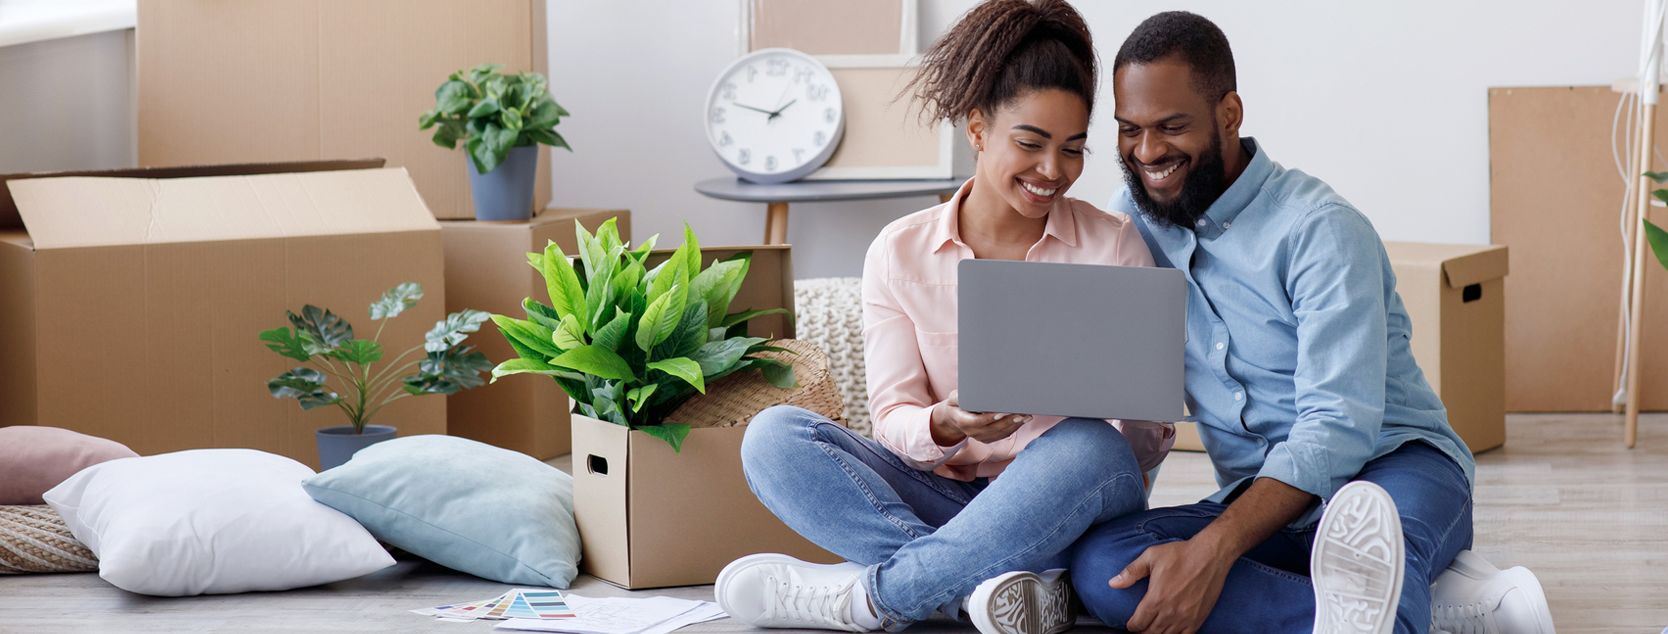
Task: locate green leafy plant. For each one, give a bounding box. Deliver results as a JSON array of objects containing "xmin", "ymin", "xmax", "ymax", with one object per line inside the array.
[
  {"xmin": 489, "ymin": 218, "xmax": 794, "ymax": 451},
  {"xmin": 420, "ymin": 63, "xmax": 571, "ymax": 174},
  {"xmin": 260, "ymin": 283, "xmax": 493, "ymax": 433},
  {"xmin": 1639, "ymin": 172, "xmax": 1668, "ymax": 270}
]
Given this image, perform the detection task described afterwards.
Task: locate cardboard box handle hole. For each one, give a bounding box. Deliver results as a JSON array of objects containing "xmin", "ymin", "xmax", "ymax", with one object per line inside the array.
[
  {"xmin": 587, "ymin": 454, "xmax": 610, "ymax": 476},
  {"xmin": 1462, "ymin": 283, "xmax": 1482, "ymax": 303}
]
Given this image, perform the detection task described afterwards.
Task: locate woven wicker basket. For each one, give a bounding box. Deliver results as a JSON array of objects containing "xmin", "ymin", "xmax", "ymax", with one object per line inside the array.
[
  {"xmin": 0, "ymin": 505, "xmax": 97, "ymax": 574},
  {"xmin": 667, "ymin": 339, "xmax": 844, "ymax": 428}
]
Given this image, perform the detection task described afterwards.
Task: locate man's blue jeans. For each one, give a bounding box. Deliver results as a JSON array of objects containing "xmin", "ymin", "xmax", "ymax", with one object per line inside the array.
[
  {"xmin": 1070, "ymin": 441, "xmax": 1473, "ymax": 634},
  {"xmin": 740, "ymin": 405, "xmax": 1149, "ymax": 627}
]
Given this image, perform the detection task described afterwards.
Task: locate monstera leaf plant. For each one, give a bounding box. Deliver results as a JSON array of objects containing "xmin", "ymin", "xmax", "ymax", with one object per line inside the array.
[
  {"xmin": 260, "ymin": 283, "xmax": 493, "ymax": 433},
  {"xmin": 1643, "ymin": 172, "xmax": 1668, "ymax": 271},
  {"xmin": 490, "ymin": 218, "xmax": 794, "ymax": 451}
]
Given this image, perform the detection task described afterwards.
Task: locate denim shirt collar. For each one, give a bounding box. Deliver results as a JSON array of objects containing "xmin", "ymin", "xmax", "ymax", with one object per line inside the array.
[{"xmin": 1198, "ymin": 137, "xmax": 1270, "ymax": 231}]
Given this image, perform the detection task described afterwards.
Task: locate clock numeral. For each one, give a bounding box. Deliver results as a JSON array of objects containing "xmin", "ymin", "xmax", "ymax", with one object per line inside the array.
[
  {"xmin": 719, "ymin": 131, "xmax": 733, "ymax": 147},
  {"xmin": 710, "ymin": 107, "xmax": 726, "ymax": 124},
  {"xmin": 720, "ymin": 82, "xmax": 737, "ymax": 101},
  {"xmin": 823, "ymin": 107, "xmax": 836, "ymax": 123},
  {"xmin": 766, "ymin": 58, "xmax": 788, "ymax": 77},
  {"xmin": 813, "ymin": 131, "xmax": 827, "ymax": 146},
  {"xmin": 765, "ymin": 155, "xmax": 778, "ymax": 171},
  {"xmin": 746, "ymin": 65, "xmax": 758, "ymax": 83},
  {"xmin": 738, "ymin": 148, "xmax": 751, "ymax": 166},
  {"xmin": 794, "ymin": 68, "xmax": 813, "ymax": 85},
  {"xmin": 808, "ymin": 84, "xmax": 830, "ymax": 102},
  {"xmin": 793, "ymin": 148, "xmax": 805, "ymax": 163}
]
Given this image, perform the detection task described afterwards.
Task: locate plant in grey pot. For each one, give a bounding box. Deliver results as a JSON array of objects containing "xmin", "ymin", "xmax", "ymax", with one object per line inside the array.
[
  {"xmin": 259, "ymin": 283, "xmax": 492, "ymax": 470},
  {"xmin": 420, "ymin": 63, "xmax": 571, "ymax": 221}
]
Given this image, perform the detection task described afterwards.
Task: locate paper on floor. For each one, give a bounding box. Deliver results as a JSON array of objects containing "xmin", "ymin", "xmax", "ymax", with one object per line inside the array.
[{"xmin": 495, "ymin": 594, "xmax": 726, "ymax": 634}]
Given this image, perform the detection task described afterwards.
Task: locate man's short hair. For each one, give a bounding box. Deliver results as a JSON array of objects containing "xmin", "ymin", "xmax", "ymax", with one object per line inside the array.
[{"xmin": 1113, "ymin": 11, "xmax": 1237, "ymax": 102}]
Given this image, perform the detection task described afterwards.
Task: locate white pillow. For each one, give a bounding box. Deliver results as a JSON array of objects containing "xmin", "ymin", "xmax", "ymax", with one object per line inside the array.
[{"xmin": 44, "ymin": 449, "xmax": 394, "ymax": 596}]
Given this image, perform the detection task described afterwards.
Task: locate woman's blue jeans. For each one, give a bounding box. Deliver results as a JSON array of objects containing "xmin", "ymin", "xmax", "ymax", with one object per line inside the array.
[{"xmin": 740, "ymin": 405, "xmax": 1149, "ymax": 627}]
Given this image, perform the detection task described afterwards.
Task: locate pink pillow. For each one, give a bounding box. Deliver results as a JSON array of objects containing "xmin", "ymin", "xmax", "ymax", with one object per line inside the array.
[{"xmin": 0, "ymin": 426, "xmax": 138, "ymax": 504}]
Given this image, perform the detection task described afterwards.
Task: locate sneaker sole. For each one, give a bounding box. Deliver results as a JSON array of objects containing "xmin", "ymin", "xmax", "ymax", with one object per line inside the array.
[
  {"xmin": 1311, "ymin": 481, "xmax": 1405, "ymax": 634},
  {"xmin": 969, "ymin": 571, "xmax": 1075, "ymax": 634}
]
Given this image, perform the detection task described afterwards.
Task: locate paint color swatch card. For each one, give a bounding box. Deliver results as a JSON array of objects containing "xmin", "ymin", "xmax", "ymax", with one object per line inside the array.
[{"xmin": 415, "ymin": 589, "xmax": 576, "ymax": 622}]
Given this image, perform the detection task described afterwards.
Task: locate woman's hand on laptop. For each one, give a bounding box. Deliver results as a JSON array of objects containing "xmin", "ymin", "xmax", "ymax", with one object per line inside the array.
[{"xmin": 930, "ymin": 390, "xmax": 1031, "ymax": 446}]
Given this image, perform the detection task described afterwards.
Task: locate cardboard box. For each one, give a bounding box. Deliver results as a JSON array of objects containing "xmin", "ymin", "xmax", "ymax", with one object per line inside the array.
[
  {"xmin": 572, "ymin": 413, "xmax": 837, "ymax": 589},
  {"xmin": 1489, "ymin": 86, "xmax": 1668, "ymax": 411},
  {"xmin": 572, "ymin": 243, "xmax": 818, "ymax": 588},
  {"xmin": 440, "ymin": 208, "xmax": 632, "ymax": 460},
  {"xmin": 0, "ymin": 162, "xmax": 446, "ymax": 467},
  {"xmin": 136, "ymin": 0, "xmax": 551, "ymax": 220},
  {"xmin": 1386, "ymin": 242, "xmax": 1510, "ymax": 453}
]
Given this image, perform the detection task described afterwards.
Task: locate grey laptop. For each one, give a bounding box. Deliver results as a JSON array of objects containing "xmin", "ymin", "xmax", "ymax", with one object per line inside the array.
[{"xmin": 957, "ymin": 259, "xmax": 1186, "ymax": 421}]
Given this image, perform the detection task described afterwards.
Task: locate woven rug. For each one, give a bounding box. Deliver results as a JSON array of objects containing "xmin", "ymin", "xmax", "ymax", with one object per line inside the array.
[{"xmin": 0, "ymin": 504, "xmax": 97, "ymax": 574}]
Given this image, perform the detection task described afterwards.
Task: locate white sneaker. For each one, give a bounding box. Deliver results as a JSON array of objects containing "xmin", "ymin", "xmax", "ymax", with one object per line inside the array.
[
  {"xmin": 714, "ymin": 553, "xmax": 874, "ymax": 631},
  {"xmin": 966, "ymin": 569, "xmax": 1075, "ymax": 634},
  {"xmin": 1311, "ymin": 481, "xmax": 1406, "ymax": 634},
  {"xmin": 1430, "ymin": 550, "xmax": 1556, "ymax": 634}
]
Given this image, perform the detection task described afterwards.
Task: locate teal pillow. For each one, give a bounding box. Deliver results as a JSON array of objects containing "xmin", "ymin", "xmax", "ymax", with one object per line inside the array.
[{"xmin": 302, "ymin": 435, "xmax": 579, "ymax": 587}]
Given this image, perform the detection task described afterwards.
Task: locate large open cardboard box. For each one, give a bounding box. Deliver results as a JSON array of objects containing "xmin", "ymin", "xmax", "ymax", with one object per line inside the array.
[
  {"xmin": 571, "ymin": 244, "xmax": 836, "ymax": 589},
  {"xmin": 136, "ymin": 0, "xmax": 551, "ymax": 220},
  {"xmin": 1386, "ymin": 242, "xmax": 1509, "ymax": 453},
  {"xmin": 0, "ymin": 161, "xmax": 446, "ymax": 467},
  {"xmin": 441, "ymin": 208, "xmax": 631, "ymax": 460}
]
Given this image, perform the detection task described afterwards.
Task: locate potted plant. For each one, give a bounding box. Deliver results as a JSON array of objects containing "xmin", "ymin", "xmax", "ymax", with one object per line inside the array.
[
  {"xmin": 1643, "ymin": 172, "xmax": 1668, "ymax": 269},
  {"xmin": 420, "ymin": 63, "xmax": 571, "ymax": 221},
  {"xmin": 259, "ymin": 283, "xmax": 493, "ymax": 469},
  {"xmin": 489, "ymin": 218, "xmax": 793, "ymax": 451}
]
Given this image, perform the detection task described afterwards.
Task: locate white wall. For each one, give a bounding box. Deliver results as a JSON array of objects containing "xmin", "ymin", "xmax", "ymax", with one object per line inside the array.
[
  {"xmin": 0, "ymin": 28, "xmax": 134, "ymax": 173},
  {"xmin": 549, "ymin": 0, "xmax": 1642, "ymax": 279}
]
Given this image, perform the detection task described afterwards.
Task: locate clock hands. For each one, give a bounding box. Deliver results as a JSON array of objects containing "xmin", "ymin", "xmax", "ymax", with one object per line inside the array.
[
  {"xmin": 769, "ymin": 99, "xmax": 797, "ymax": 117},
  {"xmin": 733, "ymin": 98, "xmax": 798, "ymax": 123},
  {"xmin": 732, "ymin": 102, "xmax": 776, "ymax": 116}
]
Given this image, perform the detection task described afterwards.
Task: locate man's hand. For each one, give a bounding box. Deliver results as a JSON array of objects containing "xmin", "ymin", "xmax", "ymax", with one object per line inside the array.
[
  {"xmin": 1110, "ymin": 539, "xmax": 1235, "ymax": 634},
  {"xmin": 929, "ymin": 390, "xmax": 1030, "ymax": 446}
]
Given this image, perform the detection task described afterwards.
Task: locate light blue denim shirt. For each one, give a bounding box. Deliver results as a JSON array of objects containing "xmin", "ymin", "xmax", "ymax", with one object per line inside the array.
[{"xmin": 1113, "ymin": 138, "xmax": 1475, "ymax": 526}]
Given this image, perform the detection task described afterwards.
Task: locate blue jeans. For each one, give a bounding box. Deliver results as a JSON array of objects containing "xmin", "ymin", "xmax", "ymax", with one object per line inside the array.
[
  {"xmin": 1071, "ymin": 441, "xmax": 1473, "ymax": 634},
  {"xmin": 741, "ymin": 406, "xmax": 1149, "ymax": 627}
]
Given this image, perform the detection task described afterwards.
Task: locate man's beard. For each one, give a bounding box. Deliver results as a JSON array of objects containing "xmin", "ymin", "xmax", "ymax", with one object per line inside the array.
[{"xmin": 1122, "ymin": 132, "xmax": 1228, "ymax": 230}]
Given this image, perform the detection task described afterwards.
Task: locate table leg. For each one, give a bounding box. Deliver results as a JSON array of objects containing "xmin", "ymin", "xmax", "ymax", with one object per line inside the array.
[{"xmin": 765, "ymin": 201, "xmax": 789, "ymax": 245}]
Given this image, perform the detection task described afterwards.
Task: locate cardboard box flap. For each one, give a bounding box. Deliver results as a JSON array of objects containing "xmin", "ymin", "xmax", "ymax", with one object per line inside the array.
[
  {"xmin": 1440, "ymin": 246, "xmax": 1509, "ymax": 289},
  {"xmin": 9, "ymin": 167, "xmax": 437, "ymax": 250},
  {"xmin": 1383, "ymin": 242, "xmax": 1509, "ymax": 288},
  {"xmin": 0, "ymin": 159, "xmax": 386, "ymax": 231}
]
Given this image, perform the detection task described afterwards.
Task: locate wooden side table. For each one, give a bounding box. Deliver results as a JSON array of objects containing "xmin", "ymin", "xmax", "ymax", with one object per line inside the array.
[{"xmin": 694, "ymin": 177, "xmax": 965, "ymax": 245}]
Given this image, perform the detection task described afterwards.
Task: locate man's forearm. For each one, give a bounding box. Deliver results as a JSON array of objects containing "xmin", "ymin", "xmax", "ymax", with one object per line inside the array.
[{"xmin": 1193, "ymin": 477, "xmax": 1316, "ymax": 558}]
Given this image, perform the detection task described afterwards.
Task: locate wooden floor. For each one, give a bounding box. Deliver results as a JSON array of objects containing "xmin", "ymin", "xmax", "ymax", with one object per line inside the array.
[{"xmin": 1, "ymin": 413, "xmax": 1664, "ymax": 633}]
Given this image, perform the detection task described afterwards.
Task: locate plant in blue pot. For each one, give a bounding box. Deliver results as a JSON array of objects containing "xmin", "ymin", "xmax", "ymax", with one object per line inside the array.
[
  {"xmin": 259, "ymin": 283, "xmax": 492, "ymax": 470},
  {"xmin": 420, "ymin": 63, "xmax": 571, "ymax": 221}
]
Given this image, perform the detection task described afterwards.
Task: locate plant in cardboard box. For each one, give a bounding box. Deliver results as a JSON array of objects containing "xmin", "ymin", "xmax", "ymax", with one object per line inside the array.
[
  {"xmin": 260, "ymin": 283, "xmax": 493, "ymax": 469},
  {"xmin": 489, "ymin": 218, "xmax": 793, "ymax": 451},
  {"xmin": 420, "ymin": 63, "xmax": 571, "ymax": 221}
]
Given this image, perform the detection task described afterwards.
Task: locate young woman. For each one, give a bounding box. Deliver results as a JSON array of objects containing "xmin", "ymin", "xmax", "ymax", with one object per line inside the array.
[{"xmin": 715, "ymin": 2, "xmax": 1173, "ymax": 633}]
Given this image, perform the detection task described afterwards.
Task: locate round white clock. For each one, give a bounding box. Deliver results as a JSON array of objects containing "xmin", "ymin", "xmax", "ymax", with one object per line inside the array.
[{"xmin": 705, "ymin": 48, "xmax": 844, "ymax": 184}]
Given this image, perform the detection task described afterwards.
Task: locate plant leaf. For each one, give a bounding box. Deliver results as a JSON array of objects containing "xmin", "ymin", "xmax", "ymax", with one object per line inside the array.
[
  {"xmin": 593, "ymin": 308, "xmax": 632, "ymax": 352},
  {"xmin": 647, "ymin": 357, "xmax": 704, "ymax": 393},
  {"xmin": 436, "ymin": 79, "xmax": 472, "ymax": 115},
  {"xmin": 259, "ymin": 327, "xmax": 312, "ymax": 362},
  {"xmin": 370, "ymin": 282, "xmax": 424, "ymax": 320},
  {"xmin": 491, "ymin": 357, "xmax": 573, "ymax": 382},
  {"xmin": 655, "ymin": 301, "xmax": 708, "ymax": 360},
  {"xmin": 626, "ymin": 383, "xmax": 659, "ymax": 413},
  {"xmin": 492, "ymin": 314, "xmax": 562, "ymax": 359},
  {"xmin": 750, "ymin": 357, "xmax": 798, "ymax": 389},
  {"xmin": 680, "ymin": 224, "xmax": 702, "ymax": 286},
  {"xmin": 689, "ymin": 257, "xmax": 748, "ymax": 328},
  {"xmin": 689, "ymin": 336, "xmax": 767, "ymax": 376},
  {"xmin": 554, "ymin": 314, "xmax": 586, "ymax": 350},
  {"xmin": 636, "ymin": 283, "xmax": 687, "ymax": 353},
  {"xmin": 467, "ymin": 97, "xmax": 500, "ymax": 119},
  {"xmin": 267, "ymin": 367, "xmax": 340, "ymax": 410},
  {"xmin": 637, "ymin": 423, "xmax": 690, "ymax": 452},
  {"xmin": 551, "ymin": 345, "xmax": 637, "ymax": 382},
  {"xmin": 720, "ymin": 307, "xmax": 790, "ymax": 330},
  {"xmin": 404, "ymin": 347, "xmax": 492, "ymax": 395},
  {"xmin": 645, "ymin": 256, "xmax": 684, "ymax": 305},
  {"xmin": 522, "ymin": 297, "xmax": 563, "ymax": 332},
  {"xmin": 1646, "ymin": 171, "xmax": 1668, "ymax": 183},
  {"xmin": 328, "ymin": 339, "xmax": 384, "ymax": 365},
  {"xmin": 288, "ymin": 305, "xmax": 354, "ymax": 354},
  {"xmin": 1646, "ymin": 219, "xmax": 1668, "ymax": 272},
  {"xmin": 426, "ymin": 309, "xmax": 490, "ymax": 353},
  {"xmin": 541, "ymin": 241, "xmax": 587, "ymax": 320}
]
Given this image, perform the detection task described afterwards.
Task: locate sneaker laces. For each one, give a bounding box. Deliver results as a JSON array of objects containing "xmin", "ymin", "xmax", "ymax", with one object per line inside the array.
[
  {"xmin": 761, "ymin": 569, "xmax": 862, "ymax": 631},
  {"xmin": 1432, "ymin": 601, "xmax": 1490, "ymax": 634}
]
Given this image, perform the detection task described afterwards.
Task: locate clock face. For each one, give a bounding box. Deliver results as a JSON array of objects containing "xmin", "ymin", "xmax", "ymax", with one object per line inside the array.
[{"xmin": 706, "ymin": 48, "xmax": 844, "ymax": 184}]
